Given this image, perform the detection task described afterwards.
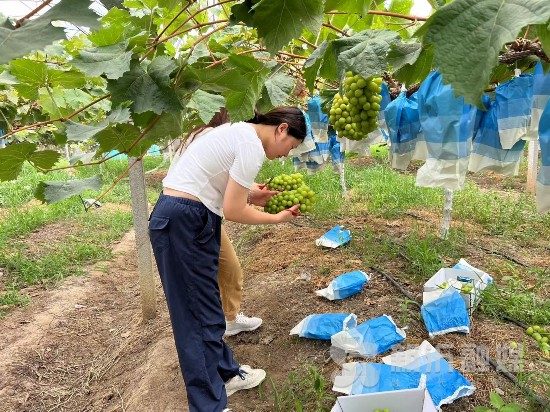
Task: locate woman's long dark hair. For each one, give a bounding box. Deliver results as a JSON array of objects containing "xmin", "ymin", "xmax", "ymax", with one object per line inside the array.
[
  {"xmin": 248, "ymin": 106, "xmax": 307, "ymax": 142},
  {"xmin": 181, "ymin": 106, "xmax": 306, "ymax": 150}
]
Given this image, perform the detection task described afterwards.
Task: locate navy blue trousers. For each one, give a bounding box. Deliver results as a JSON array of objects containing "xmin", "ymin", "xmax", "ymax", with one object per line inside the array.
[{"xmin": 149, "ymin": 194, "xmax": 240, "ymax": 412}]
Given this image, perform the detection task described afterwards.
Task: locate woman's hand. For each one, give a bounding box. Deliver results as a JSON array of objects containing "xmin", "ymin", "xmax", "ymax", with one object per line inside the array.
[
  {"xmin": 249, "ymin": 183, "xmax": 278, "ymax": 207},
  {"xmin": 276, "ymin": 204, "xmax": 301, "ymax": 223}
]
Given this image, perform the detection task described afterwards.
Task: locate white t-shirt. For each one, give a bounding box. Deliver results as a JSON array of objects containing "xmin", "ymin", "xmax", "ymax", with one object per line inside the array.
[{"xmin": 163, "ymin": 122, "xmax": 265, "ymax": 216}]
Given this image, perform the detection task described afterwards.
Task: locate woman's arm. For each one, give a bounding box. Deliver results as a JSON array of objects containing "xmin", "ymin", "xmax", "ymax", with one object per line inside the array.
[{"xmin": 223, "ymin": 177, "xmax": 299, "ymax": 224}]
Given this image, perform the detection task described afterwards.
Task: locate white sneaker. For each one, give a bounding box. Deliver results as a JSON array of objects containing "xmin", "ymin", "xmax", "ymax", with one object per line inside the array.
[
  {"xmin": 225, "ymin": 365, "xmax": 266, "ymax": 397},
  {"xmin": 225, "ymin": 312, "xmax": 262, "ymax": 336}
]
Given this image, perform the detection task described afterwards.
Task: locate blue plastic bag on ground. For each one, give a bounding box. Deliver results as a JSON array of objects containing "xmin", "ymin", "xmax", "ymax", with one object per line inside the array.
[
  {"xmin": 315, "ymin": 225, "xmax": 351, "ymax": 249},
  {"xmin": 421, "ymin": 288, "xmax": 470, "ymax": 337},
  {"xmin": 496, "ymin": 73, "xmax": 534, "ymax": 149},
  {"xmin": 332, "ymin": 362, "xmax": 424, "ymax": 395},
  {"xmin": 331, "ymin": 315, "xmax": 406, "ymax": 357},
  {"xmin": 415, "ymin": 70, "xmax": 477, "ymax": 190},
  {"xmin": 383, "ymin": 341, "xmax": 475, "ymax": 410},
  {"xmin": 290, "ymin": 313, "xmax": 357, "ymax": 340},
  {"xmin": 469, "ymin": 95, "xmax": 526, "ymax": 175},
  {"xmin": 537, "ymin": 99, "xmax": 550, "ymax": 213},
  {"xmin": 316, "ymin": 270, "xmax": 369, "ymax": 300}
]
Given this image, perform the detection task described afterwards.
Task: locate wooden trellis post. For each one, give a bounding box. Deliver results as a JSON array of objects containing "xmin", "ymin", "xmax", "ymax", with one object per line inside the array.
[{"xmin": 128, "ymin": 157, "xmax": 156, "ymax": 320}]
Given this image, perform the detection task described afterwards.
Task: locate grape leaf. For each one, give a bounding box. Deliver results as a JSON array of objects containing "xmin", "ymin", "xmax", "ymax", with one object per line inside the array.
[
  {"xmin": 387, "ymin": 41, "xmax": 423, "ymax": 71},
  {"xmin": 66, "ymin": 106, "xmax": 131, "ymax": 142},
  {"xmin": 222, "ymin": 54, "xmax": 270, "ymax": 121},
  {"xmin": 0, "ymin": 142, "xmax": 36, "ymax": 181},
  {"xmin": 108, "ymin": 57, "xmax": 181, "ymax": 114},
  {"xmin": 28, "ymin": 150, "xmax": 61, "ymax": 170},
  {"xmin": 264, "ymin": 73, "xmax": 295, "ymax": 106},
  {"xmin": 392, "ymin": 46, "xmax": 434, "ymax": 86},
  {"xmin": 187, "ymin": 42, "xmax": 210, "ymax": 65},
  {"xmin": 230, "ymin": 0, "xmax": 256, "ymax": 26},
  {"xmin": 95, "ymin": 123, "xmax": 141, "ymax": 153},
  {"xmin": 332, "ymin": 29, "xmax": 400, "ymax": 80},
  {"xmin": 9, "ymin": 59, "xmax": 48, "ymax": 88},
  {"xmin": 418, "ymin": 0, "xmax": 550, "ymax": 106},
  {"xmin": 130, "ymin": 111, "xmax": 182, "ymax": 156},
  {"xmin": 0, "ymin": 0, "xmax": 101, "ymax": 64},
  {"xmin": 38, "ymin": 87, "xmax": 69, "ymax": 117},
  {"xmin": 303, "ymin": 39, "xmax": 329, "ymax": 92},
  {"xmin": 35, "ymin": 175, "xmax": 102, "ymax": 204},
  {"xmin": 62, "ymin": 89, "xmax": 94, "ymax": 110},
  {"xmin": 324, "ymin": 0, "xmax": 372, "ymax": 15},
  {"xmin": 187, "ymin": 89, "xmax": 226, "ymax": 123},
  {"xmin": 49, "ymin": 70, "xmax": 86, "ymax": 89},
  {"xmin": 252, "ymin": 0, "xmax": 324, "ymax": 52},
  {"xmin": 0, "ymin": 70, "xmax": 19, "ymax": 85},
  {"xmin": 72, "ymin": 41, "xmax": 133, "ymax": 79}
]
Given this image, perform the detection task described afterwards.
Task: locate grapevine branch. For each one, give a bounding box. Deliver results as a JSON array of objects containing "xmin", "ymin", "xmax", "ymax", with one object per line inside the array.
[
  {"xmin": 206, "ymin": 47, "xmax": 264, "ymax": 68},
  {"xmin": 153, "ymin": 0, "xmax": 194, "ymax": 42},
  {"xmin": 297, "ymin": 37, "xmax": 317, "ymax": 50},
  {"xmin": 44, "ymin": 151, "xmax": 122, "ymax": 172},
  {"xmin": 322, "ymin": 23, "xmax": 349, "ymax": 37},
  {"xmin": 2, "ymin": 94, "xmax": 110, "ymax": 140},
  {"xmin": 14, "ymin": 0, "xmax": 54, "ymax": 28}
]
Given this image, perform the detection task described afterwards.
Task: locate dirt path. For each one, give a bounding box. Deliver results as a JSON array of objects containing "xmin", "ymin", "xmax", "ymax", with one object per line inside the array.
[{"xmin": 0, "ymin": 221, "xmax": 541, "ymax": 412}]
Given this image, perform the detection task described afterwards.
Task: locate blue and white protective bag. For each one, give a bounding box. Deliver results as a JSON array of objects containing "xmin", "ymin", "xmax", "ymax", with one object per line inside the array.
[
  {"xmin": 332, "ymin": 362, "xmax": 425, "ymax": 395},
  {"xmin": 496, "ymin": 73, "xmax": 534, "ymax": 149},
  {"xmin": 421, "ymin": 288, "xmax": 470, "ymax": 337},
  {"xmin": 527, "ymin": 62, "xmax": 550, "ymax": 139},
  {"xmin": 385, "ymin": 90, "xmax": 426, "ymax": 170},
  {"xmin": 469, "ymin": 95, "xmax": 526, "ymax": 176},
  {"xmin": 315, "ymin": 225, "xmax": 351, "ymax": 248},
  {"xmin": 316, "ymin": 270, "xmax": 369, "ymax": 300},
  {"xmin": 415, "ymin": 70, "xmax": 477, "ymax": 190},
  {"xmin": 290, "ymin": 313, "xmax": 357, "ymax": 340},
  {"xmin": 331, "ymin": 315, "xmax": 406, "ymax": 357},
  {"xmin": 537, "ymin": 99, "xmax": 550, "ymax": 213},
  {"xmin": 383, "ymin": 340, "xmax": 475, "ymax": 411}
]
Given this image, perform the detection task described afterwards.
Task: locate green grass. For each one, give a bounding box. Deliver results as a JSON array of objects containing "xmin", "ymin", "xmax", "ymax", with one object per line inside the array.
[
  {"xmin": 481, "ymin": 269, "xmax": 550, "ymax": 326},
  {"xmin": 0, "ymin": 157, "xmax": 166, "ymax": 317},
  {"xmin": 263, "ymin": 363, "xmax": 335, "ymax": 412},
  {"xmin": 0, "ymin": 209, "xmax": 133, "ymax": 313},
  {"xmin": 344, "ymin": 163, "xmax": 442, "ymax": 218}
]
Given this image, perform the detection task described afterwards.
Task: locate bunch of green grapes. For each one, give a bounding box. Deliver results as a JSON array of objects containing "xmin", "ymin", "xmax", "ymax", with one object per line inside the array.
[
  {"xmin": 525, "ymin": 325, "xmax": 550, "ymax": 357},
  {"xmin": 267, "ymin": 173, "xmax": 303, "ymax": 191},
  {"xmin": 329, "ymin": 71, "xmax": 383, "ymax": 141},
  {"xmin": 264, "ymin": 184, "xmax": 316, "ymax": 214}
]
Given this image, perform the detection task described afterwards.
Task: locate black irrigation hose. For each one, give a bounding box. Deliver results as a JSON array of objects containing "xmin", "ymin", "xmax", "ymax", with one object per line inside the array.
[
  {"xmin": 369, "ymin": 265, "xmax": 421, "ymax": 308},
  {"xmin": 476, "ymin": 348, "xmax": 550, "ymax": 410},
  {"xmin": 475, "ymin": 244, "xmax": 530, "ymax": 268},
  {"xmin": 502, "ymin": 315, "xmax": 528, "ymax": 330}
]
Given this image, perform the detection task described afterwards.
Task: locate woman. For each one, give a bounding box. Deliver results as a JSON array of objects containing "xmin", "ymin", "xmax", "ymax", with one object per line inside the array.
[{"xmin": 149, "ymin": 106, "xmax": 306, "ymax": 412}]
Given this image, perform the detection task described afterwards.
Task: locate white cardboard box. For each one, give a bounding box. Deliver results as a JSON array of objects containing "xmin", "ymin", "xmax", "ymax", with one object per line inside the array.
[
  {"xmin": 331, "ymin": 388, "xmax": 437, "ymax": 412},
  {"xmin": 423, "ymin": 268, "xmax": 491, "ymax": 316}
]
